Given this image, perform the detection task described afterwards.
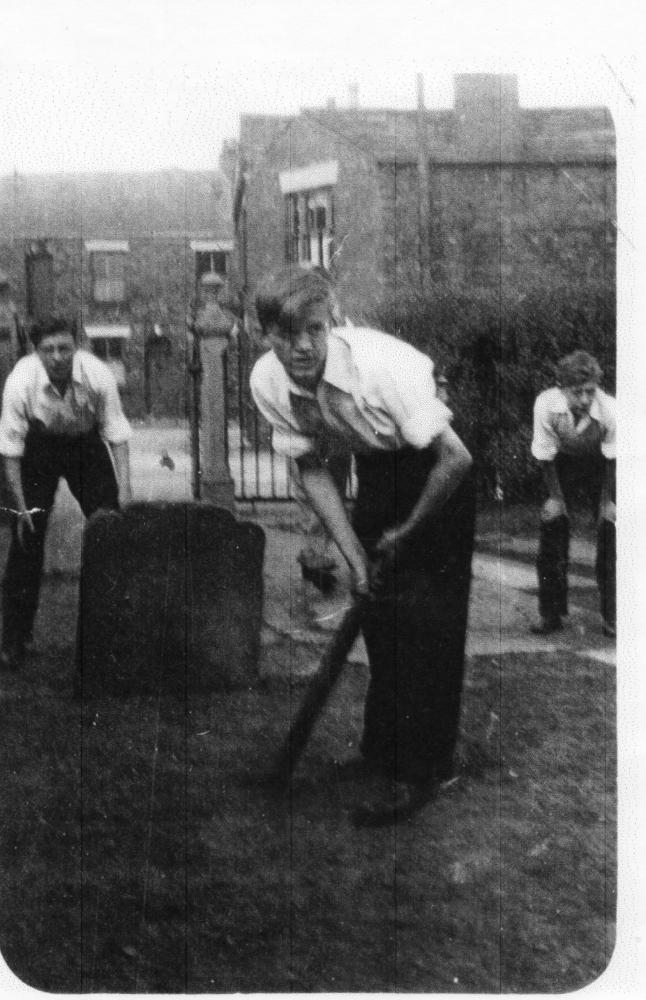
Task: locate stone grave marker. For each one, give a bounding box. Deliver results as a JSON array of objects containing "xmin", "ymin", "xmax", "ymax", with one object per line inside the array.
[{"xmin": 77, "ymin": 502, "xmax": 265, "ymax": 696}]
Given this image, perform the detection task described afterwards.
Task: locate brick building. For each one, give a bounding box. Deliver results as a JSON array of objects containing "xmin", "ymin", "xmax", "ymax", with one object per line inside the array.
[
  {"xmin": 231, "ymin": 74, "xmax": 616, "ymax": 323},
  {"xmin": 0, "ymin": 170, "xmax": 233, "ymax": 416}
]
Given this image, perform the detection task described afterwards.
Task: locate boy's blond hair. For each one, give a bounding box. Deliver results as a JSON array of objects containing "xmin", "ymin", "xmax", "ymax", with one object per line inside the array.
[
  {"xmin": 556, "ymin": 350, "xmax": 602, "ymax": 388},
  {"xmin": 255, "ymin": 266, "xmax": 340, "ymax": 334}
]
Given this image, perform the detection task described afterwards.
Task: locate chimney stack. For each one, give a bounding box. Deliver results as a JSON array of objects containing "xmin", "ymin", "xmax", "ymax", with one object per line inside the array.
[
  {"xmin": 348, "ymin": 81, "xmax": 359, "ymax": 108},
  {"xmin": 454, "ymin": 74, "xmax": 520, "ymax": 158}
]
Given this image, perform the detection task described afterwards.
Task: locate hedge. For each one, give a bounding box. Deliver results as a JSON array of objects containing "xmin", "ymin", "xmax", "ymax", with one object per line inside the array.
[{"xmin": 371, "ymin": 280, "xmax": 616, "ymax": 503}]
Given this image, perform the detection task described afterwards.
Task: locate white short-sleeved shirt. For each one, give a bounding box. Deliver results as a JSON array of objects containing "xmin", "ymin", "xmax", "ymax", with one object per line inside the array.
[
  {"xmin": 0, "ymin": 349, "xmax": 132, "ymax": 458},
  {"xmin": 250, "ymin": 326, "xmax": 451, "ymax": 461},
  {"xmin": 531, "ymin": 386, "xmax": 616, "ymax": 462}
]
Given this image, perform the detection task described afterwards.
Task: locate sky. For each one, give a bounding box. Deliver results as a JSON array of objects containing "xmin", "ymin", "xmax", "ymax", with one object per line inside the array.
[{"xmin": 0, "ymin": 0, "xmax": 639, "ymax": 174}]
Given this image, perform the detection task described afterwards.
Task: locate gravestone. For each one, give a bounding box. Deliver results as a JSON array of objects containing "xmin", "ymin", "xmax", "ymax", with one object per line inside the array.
[{"xmin": 77, "ymin": 502, "xmax": 265, "ymax": 696}]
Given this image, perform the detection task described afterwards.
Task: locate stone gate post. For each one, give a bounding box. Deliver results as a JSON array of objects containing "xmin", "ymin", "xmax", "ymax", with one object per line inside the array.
[{"xmin": 191, "ymin": 273, "xmax": 235, "ymax": 510}]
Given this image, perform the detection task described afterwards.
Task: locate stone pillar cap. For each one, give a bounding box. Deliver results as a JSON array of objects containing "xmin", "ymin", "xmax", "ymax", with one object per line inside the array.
[{"xmin": 199, "ymin": 273, "xmax": 225, "ymax": 289}]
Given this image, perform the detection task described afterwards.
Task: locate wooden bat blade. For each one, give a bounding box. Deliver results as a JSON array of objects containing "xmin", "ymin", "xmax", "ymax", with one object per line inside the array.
[{"xmin": 271, "ymin": 598, "xmax": 364, "ymax": 787}]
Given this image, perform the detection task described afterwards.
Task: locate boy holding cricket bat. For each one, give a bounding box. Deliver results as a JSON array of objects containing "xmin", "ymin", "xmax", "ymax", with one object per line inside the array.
[{"xmin": 250, "ymin": 267, "xmax": 475, "ymax": 826}]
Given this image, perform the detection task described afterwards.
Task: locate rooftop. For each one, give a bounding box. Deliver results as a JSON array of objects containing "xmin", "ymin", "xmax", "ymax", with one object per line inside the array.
[{"xmin": 0, "ymin": 169, "xmax": 233, "ymax": 240}]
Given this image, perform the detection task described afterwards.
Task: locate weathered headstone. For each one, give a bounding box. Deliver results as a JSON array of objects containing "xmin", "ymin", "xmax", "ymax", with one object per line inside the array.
[{"xmin": 77, "ymin": 502, "xmax": 265, "ymax": 696}]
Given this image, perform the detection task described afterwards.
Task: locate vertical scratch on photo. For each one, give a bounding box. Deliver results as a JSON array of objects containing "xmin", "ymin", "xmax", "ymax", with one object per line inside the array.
[
  {"xmin": 134, "ymin": 523, "xmax": 174, "ymax": 989},
  {"xmin": 89, "ymin": 885, "xmax": 101, "ymax": 991}
]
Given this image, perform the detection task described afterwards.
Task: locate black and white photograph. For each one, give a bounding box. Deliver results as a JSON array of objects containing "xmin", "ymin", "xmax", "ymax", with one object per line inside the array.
[{"xmin": 0, "ymin": 0, "xmax": 642, "ymax": 995}]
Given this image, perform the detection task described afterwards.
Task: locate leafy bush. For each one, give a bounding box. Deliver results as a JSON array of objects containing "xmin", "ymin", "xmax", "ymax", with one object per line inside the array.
[{"xmin": 371, "ymin": 280, "xmax": 616, "ymax": 502}]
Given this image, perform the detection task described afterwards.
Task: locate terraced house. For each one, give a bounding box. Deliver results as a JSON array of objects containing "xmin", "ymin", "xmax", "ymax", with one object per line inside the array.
[
  {"xmin": 0, "ymin": 170, "xmax": 233, "ymax": 416},
  {"xmin": 231, "ymin": 73, "xmax": 616, "ymax": 322}
]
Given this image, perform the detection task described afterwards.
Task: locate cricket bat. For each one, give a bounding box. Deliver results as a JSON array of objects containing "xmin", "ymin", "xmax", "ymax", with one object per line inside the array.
[{"xmin": 270, "ymin": 596, "xmax": 365, "ymax": 789}]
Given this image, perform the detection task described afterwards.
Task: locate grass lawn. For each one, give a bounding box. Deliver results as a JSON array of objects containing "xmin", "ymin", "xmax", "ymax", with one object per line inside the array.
[{"xmin": 0, "ymin": 607, "xmax": 616, "ymax": 993}]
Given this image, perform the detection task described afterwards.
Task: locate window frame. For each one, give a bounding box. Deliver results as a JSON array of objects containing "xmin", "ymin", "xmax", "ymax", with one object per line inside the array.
[
  {"xmin": 284, "ymin": 186, "xmax": 335, "ymax": 269},
  {"xmin": 189, "ymin": 241, "xmax": 233, "ymax": 292},
  {"xmin": 85, "ymin": 241, "xmax": 130, "ymax": 305}
]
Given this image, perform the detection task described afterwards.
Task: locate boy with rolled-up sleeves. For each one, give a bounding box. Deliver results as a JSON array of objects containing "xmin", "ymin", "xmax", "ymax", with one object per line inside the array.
[
  {"xmin": 530, "ymin": 350, "xmax": 616, "ymax": 637},
  {"xmin": 250, "ymin": 267, "xmax": 476, "ymax": 826},
  {"xmin": 0, "ymin": 315, "xmax": 132, "ymax": 671}
]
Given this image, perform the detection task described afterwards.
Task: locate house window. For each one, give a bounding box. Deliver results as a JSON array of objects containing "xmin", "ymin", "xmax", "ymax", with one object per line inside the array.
[
  {"xmin": 85, "ymin": 241, "xmax": 129, "ymax": 304},
  {"xmin": 190, "ymin": 241, "xmax": 232, "ymax": 291},
  {"xmin": 284, "ymin": 188, "xmax": 334, "ymax": 269},
  {"xmin": 85, "ymin": 323, "xmax": 131, "ymax": 387},
  {"xmin": 279, "ymin": 160, "xmax": 338, "ymax": 270},
  {"xmin": 90, "ymin": 337, "xmax": 125, "ymax": 363},
  {"xmin": 92, "ymin": 254, "xmax": 126, "ymax": 303},
  {"xmin": 195, "ymin": 250, "xmax": 227, "ymax": 284}
]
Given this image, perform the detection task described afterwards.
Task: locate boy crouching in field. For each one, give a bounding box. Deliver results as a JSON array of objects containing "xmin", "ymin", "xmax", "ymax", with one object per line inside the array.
[
  {"xmin": 530, "ymin": 350, "xmax": 616, "ymax": 637},
  {"xmin": 250, "ymin": 267, "xmax": 476, "ymax": 826}
]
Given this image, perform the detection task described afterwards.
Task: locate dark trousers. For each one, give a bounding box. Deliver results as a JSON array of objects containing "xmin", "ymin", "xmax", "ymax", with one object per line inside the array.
[
  {"xmin": 1, "ymin": 428, "xmax": 119, "ymax": 650},
  {"xmin": 537, "ymin": 453, "xmax": 615, "ymax": 626},
  {"xmin": 352, "ymin": 447, "xmax": 476, "ymax": 784}
]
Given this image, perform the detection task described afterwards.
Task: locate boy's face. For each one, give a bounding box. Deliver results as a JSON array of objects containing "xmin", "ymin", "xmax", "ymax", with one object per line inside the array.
[
  {"xmin": 562, "ymin": 380, "xmax": 598, "ymax": 419},
  {"xmin": 267, "ymin": 300, "xmax": 330, "ymax": 389},
  {"xmin": 37, "ymin": 330, "xmax": 77, "ymax": 387}
]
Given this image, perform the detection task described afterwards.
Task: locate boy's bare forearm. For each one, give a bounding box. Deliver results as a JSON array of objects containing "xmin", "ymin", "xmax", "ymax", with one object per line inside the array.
[
  {"xmin": 109, "ymin": 441, "xmax": 133, "ymax": 504},
  {"xmin": 296, "ymin": 456, "xmax": 368, "ymax": 585},
  {"xmin": 601, "ymin": 459, "xmax": 615, "ymax": 504},
  {"xmin": 394, "ymin": 427, "xmax": 472, "ymax": 543},
  {"xmin": 539, "ymin": 460, "xmax": 565, "ymax": 503},
  {"xmin": 3, "ymin": 456, "xmax": 26, "ymax": 512}
]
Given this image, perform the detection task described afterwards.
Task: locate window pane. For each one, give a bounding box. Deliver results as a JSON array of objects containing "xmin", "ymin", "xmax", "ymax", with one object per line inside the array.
[
  {"xmin": 195, "ymin": 252, "xmax": 211, "ymax": 283},
  {"xmin": 284, "ymin": 187, "xmax": 334, "ymax": 267},
  {"xmin": 91, "ymin": 338, "xmax": 108, "ymax": 359},
  {"xmin": 105, "ymin": 255, "xmax": 125, "ymax": 281},
  {"xmin": 211, "ymin": 251, "xmax": 227, "ymax": 275},
  {"xmin": 108, "ymin": 338, "xmax": 124, "ymax": 360},
  {"xmin": 94, "ymin": 279, "xmax": 126, "ymax": 303},
  {"xmin": 92, "ymin": 255, "xmax": 108, "ymax": 281},
  {"xmin": 195, "ymin": 250, "xmax": 227, "ymax": 284},
  {"xmin": 92, "ymin": 253, "xmax": 126, "ymax": 302}
]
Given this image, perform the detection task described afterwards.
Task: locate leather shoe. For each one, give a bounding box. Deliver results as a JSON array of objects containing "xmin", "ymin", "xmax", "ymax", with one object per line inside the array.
[
  {"xmin": 530, "ymin": 617, "xmax": 562, "ymax": 635},
  {"xmin": 351, "ymin": 776, "xmax": 441, "ymax": 828}
]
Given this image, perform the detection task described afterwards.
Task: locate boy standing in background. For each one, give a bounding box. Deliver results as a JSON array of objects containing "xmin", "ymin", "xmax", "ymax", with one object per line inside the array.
[{"xmin": 530, "ymin": 350, "xmax": 616, "ymax": 637}]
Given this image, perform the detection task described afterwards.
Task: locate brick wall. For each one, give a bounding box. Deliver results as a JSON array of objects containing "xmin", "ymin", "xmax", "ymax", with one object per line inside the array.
[
  {"xmin": 378, "ymin": 158, "xmax": 616, "ymax": 298},
  {"xmin": 237, "ymin": 111, "xmax": 403, "ymax": 323},
  {"xmin": 234, "ymin": 76, "xmax": 616, "ymax": 324},
  {"xmin": 0, "ymin": 169, "xmax": 233, "ymax": 418},
  {"xmin": 0, "ymin": 236, "xmax": 206, "ymax": 418}
]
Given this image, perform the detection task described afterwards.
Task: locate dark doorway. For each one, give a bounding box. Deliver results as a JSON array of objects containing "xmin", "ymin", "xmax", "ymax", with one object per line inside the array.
[{"xmin": 25, "ymin": 242, "xmax": 54, "ymax": 320}]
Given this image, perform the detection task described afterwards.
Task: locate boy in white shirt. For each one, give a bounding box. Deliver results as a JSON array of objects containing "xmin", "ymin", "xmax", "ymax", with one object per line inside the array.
[
  {"xmin": 530, "ymin": 350, "xmax": 616, "ymax": 636},
  {"xmin": 0, "ymin": 315, "xmax": 132, "ymax": 670},
  {"xmin": 250, "ymin": 267, "xmax": 476, "ymax": 825}
]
